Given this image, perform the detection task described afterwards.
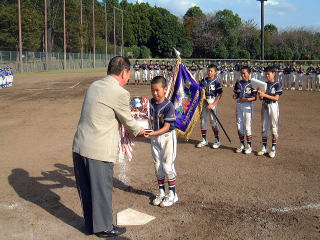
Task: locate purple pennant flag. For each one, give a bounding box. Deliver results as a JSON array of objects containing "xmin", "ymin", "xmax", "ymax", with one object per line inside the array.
[{"xmin": 168, "ymin": 63, "xmax": 203, "ymax": 139}]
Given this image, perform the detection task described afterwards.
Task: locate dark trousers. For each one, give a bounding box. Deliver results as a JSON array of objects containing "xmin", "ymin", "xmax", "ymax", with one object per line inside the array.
[{"xmin": 73, "ymin": 152, "xmax": 114, "ymax": 233}]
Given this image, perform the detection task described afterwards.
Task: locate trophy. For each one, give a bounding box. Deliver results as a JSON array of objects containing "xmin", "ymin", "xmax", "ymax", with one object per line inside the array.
[{"xmin": 130, "ymin": 96, "xmax": 152, "ymax": 132}]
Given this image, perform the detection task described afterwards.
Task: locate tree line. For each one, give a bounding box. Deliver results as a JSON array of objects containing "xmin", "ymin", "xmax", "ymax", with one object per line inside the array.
[{"xmin": 0, "ymin": 1, "xmax": 319, "ymax": 60}]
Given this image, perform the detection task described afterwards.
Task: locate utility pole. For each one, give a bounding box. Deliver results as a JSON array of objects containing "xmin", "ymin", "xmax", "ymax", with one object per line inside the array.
[
  {"xmin": 80, "ymin": 0, "xmax": 83, "ymax": 68},
  {"xmin": 44, "ymin": 0, "xmax": 48, "ymax": 70},
  {"xmin": 257, "ymin": 0, "xmax": 268, "ymax": 60},
  {"xmin": 92, "ymin": 0, "xmax": 96, "ymax": 68},
  {"xmin": 105, "ymin": 3, "xmax": 108, "ymax": 65},
  {"xmin": 18, "ymin": 0, "xmax": 23, "ymax": 72},
  {"xmin": 121, "ymin": 9, "xmax": 123, "ymax": 56},
  {"xmin": 63, "ymin": 0, "xmax": 67, "ymax": 69},
  {"xmin": 113, "ymin": 7, "xmax": 116, "ymax": 56}
]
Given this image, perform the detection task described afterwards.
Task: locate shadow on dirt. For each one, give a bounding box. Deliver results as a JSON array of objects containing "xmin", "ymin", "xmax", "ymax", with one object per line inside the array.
[
  {"xmin": 8, "ymin": 164, "xmax": 89, "ymax": 235},
  {"xmin": 8, "ymin": 163, "xmax": 149, "ymax": 237}
]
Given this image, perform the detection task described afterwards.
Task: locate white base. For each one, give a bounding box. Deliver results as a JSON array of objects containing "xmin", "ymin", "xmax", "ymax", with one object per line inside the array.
[{"xmin": 117, "ymin": 208, "xmax": 156, "ymax": 225}]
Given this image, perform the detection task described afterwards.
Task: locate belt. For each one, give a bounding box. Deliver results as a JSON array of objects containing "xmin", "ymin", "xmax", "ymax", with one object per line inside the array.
[{"xmin": 263, "ymin": 100, "xmax": 276, "ymax": 104}]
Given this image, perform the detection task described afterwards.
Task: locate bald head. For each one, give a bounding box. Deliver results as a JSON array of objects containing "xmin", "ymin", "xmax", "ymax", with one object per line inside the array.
[{"xmin": 107, "ymin": 56, "xmax": 131, "ymax": 76}]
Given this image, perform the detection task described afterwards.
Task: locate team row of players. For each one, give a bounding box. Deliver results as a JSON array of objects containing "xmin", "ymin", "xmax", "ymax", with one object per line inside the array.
[
  {"xmin": 132, "ymin": 60, "xmax": 320, "ymax": 91},
  {"xmin": 197, "ymin": 65, "xmax": 282, "ymax": 158},
  {"xmin": 0, "ymin": 66, "xmax": 14, "ymax": 88}
]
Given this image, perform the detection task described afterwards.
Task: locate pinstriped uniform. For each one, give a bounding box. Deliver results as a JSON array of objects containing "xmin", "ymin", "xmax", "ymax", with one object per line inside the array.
[
  {"xmin": 234, "ymin": 80, "xmax": 257, "ymax": 137},
  {"xmin": 200, "ymin": 76, "xmax": 223, "ymax": 131},
  {"xmin": 149, "ymin": 98, "xmax": 177, "ymax": 180},
  {"xmin": 261, "ymin": 82, "xmax": 283, "ymax": 139}
]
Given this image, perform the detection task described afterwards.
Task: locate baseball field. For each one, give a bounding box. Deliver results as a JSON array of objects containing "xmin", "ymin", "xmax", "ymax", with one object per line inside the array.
[{"xmin": 0, "ymin": 70, "xmax": 320, "ymax": 240}]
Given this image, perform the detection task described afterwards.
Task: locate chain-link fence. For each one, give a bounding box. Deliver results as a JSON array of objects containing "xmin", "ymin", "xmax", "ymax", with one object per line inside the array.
[
  {"xmin": 1, "ymin": 50, "xmax": 319, "ymax": 73},
  {"xmin": 0, "ymin": 51, "xmax": 117, "ymax": 72}
]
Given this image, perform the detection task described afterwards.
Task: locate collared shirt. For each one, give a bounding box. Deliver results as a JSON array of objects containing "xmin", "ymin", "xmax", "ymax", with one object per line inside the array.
[
  {"xmin": 233, "ymin": 80, "xmax": 257, "ymax": 99},
  {"xmin": 149, "ymin": 98, "xmax": 176, "ymax": 131},
  {"xmin": 200, "ymin": 76, "xmax": 223, "ymax": 98}
]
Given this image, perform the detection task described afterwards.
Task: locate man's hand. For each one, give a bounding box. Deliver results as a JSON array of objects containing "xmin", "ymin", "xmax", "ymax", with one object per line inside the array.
[{"xmin": 137, "ymin": 128, "xmax": 146, "ymax": 137}]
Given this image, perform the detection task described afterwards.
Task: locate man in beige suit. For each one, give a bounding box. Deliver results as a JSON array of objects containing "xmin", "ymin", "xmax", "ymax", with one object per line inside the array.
[{"xmin": 72, "ymin": 56, "xmax": 144, "ymax": 238}]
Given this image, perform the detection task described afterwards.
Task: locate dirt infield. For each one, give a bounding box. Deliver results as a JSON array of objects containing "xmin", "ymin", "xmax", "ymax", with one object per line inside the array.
[{"xmin": 0, "ymin": 71, "xmax": 320, "ymax": 240}]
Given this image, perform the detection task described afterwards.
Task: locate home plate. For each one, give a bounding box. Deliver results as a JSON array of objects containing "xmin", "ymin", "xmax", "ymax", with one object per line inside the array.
[{"xmin": 117, "ymin": 208, "xmax": 155, "ymax": 225}]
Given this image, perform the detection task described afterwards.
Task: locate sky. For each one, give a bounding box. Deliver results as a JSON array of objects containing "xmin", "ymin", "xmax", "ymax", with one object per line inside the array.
[{"xmin": 127, "ymin": 0, "xmax": 320, "ymax": 30}]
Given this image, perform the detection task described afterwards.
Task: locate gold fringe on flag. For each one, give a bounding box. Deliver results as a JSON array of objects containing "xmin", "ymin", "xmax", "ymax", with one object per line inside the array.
[{"xmin": 175, "ymin": 88, "xmax": 205, "ymax": 141}]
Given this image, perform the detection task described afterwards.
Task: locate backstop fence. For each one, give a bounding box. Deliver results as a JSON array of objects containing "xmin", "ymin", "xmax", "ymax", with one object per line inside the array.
[{"xmin": 0, "ymin": 50, "xmax": 319, "ymax": 73}]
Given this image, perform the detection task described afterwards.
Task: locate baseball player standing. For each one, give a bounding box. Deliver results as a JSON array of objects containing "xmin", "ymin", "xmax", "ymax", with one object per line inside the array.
[
  {"xmin": 229, "ymin": 63, "xmax": 235, "ymax": 87},
  {"xmin": 315, "ymin": 63, "xmax": 320, "ymax": 91},
  {"xmin": 257, "ymin": 66, "xmax": 283, "ymax": 158},
  {"xmin": 148, "ymin": 60, "xmax": 155, "ymax": 82},
  {"xmin": 166, "ymin": 61, "xmax": 173, "ymax": 81},
  {"xmin": 196, "ymin": 64, "xmax": 223, "ymax": 149},
  {"xmin": 133, "ymin": 60, "xmax": 141, "ymax": 85},
  {"xmin": 276, "ymin": 62, "xmax": 284, "ymax": 83},
  {"xmin": 190, "ymin": 61, "xmax": 198, "ymax": 80},
  {"xmin": 221, "ymin": 62, "xmax": 228, "ymax": 87},
  {"xmin": 141, "ymin": 60, "xmax": 148, "ymax": 84},
  {"xmin": 234, "ymin": 62, "xmax": 242, "ymax": 82},
  {"xmin": 306, "ymin": 63, "xmax": 315, "ymax": 91},
  {"xmin": 198, "ymin": 60, "xmax": 205, "ymax": 82},
  {"xmin": 160, "ymin": 60, "xmax": 167, "ymax": 78},
  {"xmin": 0, "ymin": 68, "xmax": 5, "ymax": 88},
  {"xmin": 297, "ymin": 64, "xmax": 305, "ymax": 91},
  {"xmin": 233, "ymin": 66, "xmax": 257, "ymax": 154},
  {"xmin": 283, "ymin": 64, "xmax": 290, "ymax": 90},
  {"xmin": 145, "ymin": 76, "xmax": 178, "ymax": 207},
  {"xmin": 154, "ymin": 60, "xmax": 160, "ymax": 76},
  {"xmin": 289, "ymin": 61, "xmax": 297, "ymax": 90}
]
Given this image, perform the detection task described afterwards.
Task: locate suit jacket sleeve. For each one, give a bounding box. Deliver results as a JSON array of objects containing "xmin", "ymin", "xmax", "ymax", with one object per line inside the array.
[{"xmin": 114, "ymin": 90, "xmax": 141, "ymax": 137}]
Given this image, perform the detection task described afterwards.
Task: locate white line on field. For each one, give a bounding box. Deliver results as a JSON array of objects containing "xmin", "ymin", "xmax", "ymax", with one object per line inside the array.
[
  {"xmin": 24, "ymin": 81, "xmax": 81, "ymax": 91},
  {"xmin": 0, "ymin": 202, "xmax": 19, "ymax": 210},
  {"xmin": 269, "ymin": 203, "xmax": 320, "ymax": 213},
  {"xmin": 69, "ymin": 81, "xmax": 80, "ymax": 88}
]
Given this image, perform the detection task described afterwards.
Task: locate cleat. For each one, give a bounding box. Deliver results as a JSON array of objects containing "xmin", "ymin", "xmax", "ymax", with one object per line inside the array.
[
  {"xmin": 235, "ymin": 145, "xmax": 244, "ymax": 153},
  {"xmin": 160, "ymin": 192, "xmax": 178, "ymax": 207},
  {"xmin": 212, "ymin": 139, "xmax": 221, "ymax": 149},
  {"xmin": 244, "ymin": 146, "xmax": 252, "ymax": 154},
  {"xmin": 269, "ymin": 150, "xmax": 276, "ymax": 158},
  {"xmin": 196, "ymin": 140, "xmax": 208, "ymax": 148},
  {"xmin": 257, "ymin": 146, "xmax": 267, "ymax": 156},
  {"xmin": 152, "ymin": 192, "xmax": 165, "ymax": 206}
]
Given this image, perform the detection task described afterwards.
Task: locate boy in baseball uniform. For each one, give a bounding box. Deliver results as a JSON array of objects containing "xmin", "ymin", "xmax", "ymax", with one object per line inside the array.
[
  {"xmin": 257, "ymin": 66, "xmax": 283, "ymax": 158},
  {"xmin": 141, "ymin": 60, "xmax": 148, "ymax": 84},
  {"xmin": 315, "ymin": 63, "xmax": 320, "ymax": 91},
  {"xmin": 233, "ymin": 66, "xmax": 257, "ymax": 154},
  {"xmin": 196, "ymin": 64, "xmax": 223, "ymax": 149},
  {"xmin": 145, "ymin": 76, "xmax": 178, "ymax": 207},
  {"xmin": 306, "ymin": 63, "xmax": 315, "ymax": 91},
  {"xmin": 133, "ymin": 60, "xmax": 141, "ymax": 85},
  {"xmin": 297, "ymin": 64, "xmax": 305, "ymax": 91}
]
